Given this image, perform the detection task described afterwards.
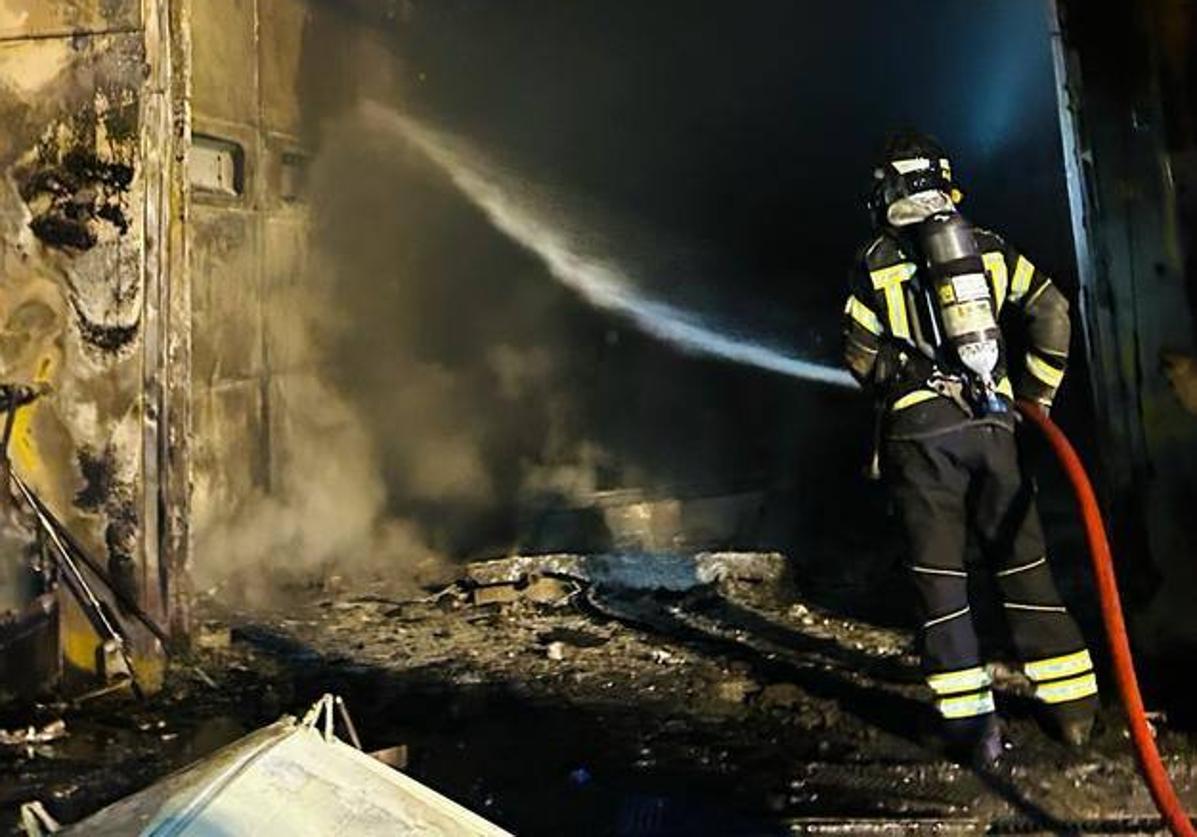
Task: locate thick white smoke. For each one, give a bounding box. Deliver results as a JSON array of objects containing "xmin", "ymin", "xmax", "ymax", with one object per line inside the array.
[{"xmin": 362, "ymin": 103, "xmax": 857, "ymax": 390}]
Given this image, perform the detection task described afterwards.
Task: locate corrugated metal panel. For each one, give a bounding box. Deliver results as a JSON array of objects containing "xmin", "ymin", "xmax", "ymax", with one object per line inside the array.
[{"xmin": 63, "ymin": 702, "xmax": 512, "ymax": 836}]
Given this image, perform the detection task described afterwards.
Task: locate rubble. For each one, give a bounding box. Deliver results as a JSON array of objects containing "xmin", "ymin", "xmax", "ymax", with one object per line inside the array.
[
  {"xmin": 466, "ymin": 574, "xmax": 578, "ymax": 608},
  {"xmin": 464, "ymin": 551, "xmax": 788, "ymax": 592},
  {"xmin": 712, "ymin": 676, "xmax": 759, "ymax": 705},
  {"xmin": 2, "ymin": 560, "xmax": 1195, "ymax": 833},
  {"xmin": 193, "ymin": 623, "xmax": 232, "ymax": 651},
  {"xmin": 521, "ymin": 576, "xmax": 575, "ymax": 605},
  {"xmin": 0, "ymin": 721, "xmax": 66, "ymax": 748},
  {"xmin": 756, "ymin": 683, "xmax": 804, "ymax": 709},
  {"xmin": 469, "ymin": 584, "xmax": 522, "ymax": 607},
  {"xmin": 536, "ymin": 627, "xmax": 608, "ymax": 649},
  {"xmin": 18, "ymin": 801, "xmax": 59, "ymax": 837}
]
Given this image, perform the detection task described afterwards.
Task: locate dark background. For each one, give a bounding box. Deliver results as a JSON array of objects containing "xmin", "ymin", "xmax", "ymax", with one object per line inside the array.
[
  {"xmin": 321, "ymin": 0, "xmax": 1088, "ymax": 597},
  {"xmin": 391, "ymin": 0, "xmax": 1075, "ymax": 322}
]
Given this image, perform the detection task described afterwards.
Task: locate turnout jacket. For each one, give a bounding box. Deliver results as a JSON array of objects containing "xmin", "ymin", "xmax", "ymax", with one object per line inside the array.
[{"xmin": 842, "ymin": 227, "xmax": 1071, "ymax": 439}]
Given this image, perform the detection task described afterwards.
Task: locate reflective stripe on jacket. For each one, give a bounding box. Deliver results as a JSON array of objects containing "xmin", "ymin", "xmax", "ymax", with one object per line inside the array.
[{"xmin": 841, "ymin": 227, "xmax": 1070, "ymax": 438}]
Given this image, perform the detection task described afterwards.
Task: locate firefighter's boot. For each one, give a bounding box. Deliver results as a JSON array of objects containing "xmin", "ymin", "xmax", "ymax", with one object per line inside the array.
[
  {"xmin": 1041, "ymin": 700, "xmax": 1097, "ymax": 749},
  {"xmin": 945, "ymin": 714, "xmax": 1004, "ymax": 767}
]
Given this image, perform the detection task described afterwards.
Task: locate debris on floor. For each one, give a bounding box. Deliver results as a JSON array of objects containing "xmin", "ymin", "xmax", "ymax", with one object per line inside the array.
[
  {"xmin": 0, "ymin": 721, "xmax": 66, "ymax": 749},
  {"xmin": 463, "ymin": 551, "xmax": 788, "ymax": 592},
  {"xmin": 1, "ymin": 552, "xmax": 1195, "ymax": 834}
]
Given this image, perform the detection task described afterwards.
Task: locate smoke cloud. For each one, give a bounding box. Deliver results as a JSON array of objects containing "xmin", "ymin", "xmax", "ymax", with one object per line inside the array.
[
  {"xmin": 192, "ymin": 370, "xmax": 454, "ymax": 605},
  {"xmin": 194, "ymin": 78, "xmax": 851, "ymax": 603}
]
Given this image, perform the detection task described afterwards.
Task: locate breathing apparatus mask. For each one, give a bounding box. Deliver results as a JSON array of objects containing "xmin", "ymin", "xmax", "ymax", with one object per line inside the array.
[{"xmin": 870, "ymin": 145, "xmax": 1007, "ymax": 415}]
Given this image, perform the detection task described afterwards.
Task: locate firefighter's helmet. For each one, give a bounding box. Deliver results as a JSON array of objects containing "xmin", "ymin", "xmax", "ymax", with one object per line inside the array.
[{"xmin": 869, "ymin": 131, "xmax": 964, "ymax": 227}]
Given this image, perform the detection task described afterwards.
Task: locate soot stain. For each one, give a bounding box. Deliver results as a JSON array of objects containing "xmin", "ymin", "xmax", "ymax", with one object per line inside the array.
[
  {"xmin": 75, "ymin": 445, "xmax": 118, "ymax": 512},
  {"xmin": 75, "ymin": 445, "xmax": 140, "ymax": 587},
  {"xmin": 75, "ymin": 316, "xmax": 140, "ymax": 353},
  {"xmin": 105, "ymin": 499, "xmax": 139, "ymax": 575},
  {"xmin": 20, "ymin": 149, "xmax": 133, "ymax": 253}
]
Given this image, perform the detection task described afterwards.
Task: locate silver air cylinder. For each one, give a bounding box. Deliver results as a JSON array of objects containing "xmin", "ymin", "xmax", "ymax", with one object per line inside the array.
[{"xmin": 917, "ymin": 212, "xmax": 1004, "ymax": 408}]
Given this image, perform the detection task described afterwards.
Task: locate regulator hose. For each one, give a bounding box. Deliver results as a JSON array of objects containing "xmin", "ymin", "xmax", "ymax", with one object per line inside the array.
[{"xmin": 1016, "ymin": 400, "xmax": 1196, "ymax": 836}]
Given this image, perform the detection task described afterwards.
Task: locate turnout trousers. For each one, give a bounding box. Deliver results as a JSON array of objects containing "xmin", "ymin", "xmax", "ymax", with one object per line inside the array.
[{"xmin": 884, "ymin": 423, "xmax": 1098, "ymax": 732}]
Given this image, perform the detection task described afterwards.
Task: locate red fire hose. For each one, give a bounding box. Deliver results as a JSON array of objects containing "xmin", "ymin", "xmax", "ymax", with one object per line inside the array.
[{"xmin": 1017, "ymin": 400, "xmax": 1196, "ymax": 836}]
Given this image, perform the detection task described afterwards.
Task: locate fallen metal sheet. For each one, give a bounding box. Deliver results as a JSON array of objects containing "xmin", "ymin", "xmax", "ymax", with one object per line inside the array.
[
  {"xmin": 52, "ymin": 698, "xmax": 511, "ymax": 836},
  {"xmin": 465, "ymin": 551, "xmax": 788, "ymax": 592}
]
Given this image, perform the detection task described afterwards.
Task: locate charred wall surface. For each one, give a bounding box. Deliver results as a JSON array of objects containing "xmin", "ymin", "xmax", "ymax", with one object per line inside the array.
[
  {"xmin": 1, "ymin": 0, "xmax": 393, "ymax": 688},
  {"xmin": 0, "ymin": 1, "xmax": 160, "ymax": 683}
]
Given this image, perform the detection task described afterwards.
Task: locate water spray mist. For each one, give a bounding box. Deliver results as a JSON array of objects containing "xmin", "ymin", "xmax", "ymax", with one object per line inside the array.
[{"xmin": 364, "ymin": 103, "xmax": 857, "ymax": 389}]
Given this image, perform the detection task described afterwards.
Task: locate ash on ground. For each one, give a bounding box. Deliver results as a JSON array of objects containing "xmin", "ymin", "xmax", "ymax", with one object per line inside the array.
[{"xmin": 2, "ymin": 553, "xmax": 1194, "ymax": 835}]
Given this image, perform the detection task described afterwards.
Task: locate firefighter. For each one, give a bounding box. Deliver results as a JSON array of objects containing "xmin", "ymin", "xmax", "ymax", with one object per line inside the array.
[{"xmin": 842, "ymin": 131, "xmax": 1099, "ymax": 763}]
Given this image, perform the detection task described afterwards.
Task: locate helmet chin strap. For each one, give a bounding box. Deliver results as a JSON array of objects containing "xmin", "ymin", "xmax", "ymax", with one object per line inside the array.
[{"xmin": 886, "ymin": 189, "xmax": 956, "ymax": 227}]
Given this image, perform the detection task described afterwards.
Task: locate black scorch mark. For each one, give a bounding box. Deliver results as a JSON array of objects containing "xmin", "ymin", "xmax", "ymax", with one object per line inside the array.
[
  {"xmin": 75, "ymin": 444, "xmax": 119, "ymax": 512},
  {"xmin": 75, "ymin": 316, "xmax": 140, "ymax": 353},
  {"xmin": 20, "ymin": 150, "xmax": 133, "ymax": 252},
  {"xmin": 75, "ymin": 444, "xmax": 140, "ymax": 601}
]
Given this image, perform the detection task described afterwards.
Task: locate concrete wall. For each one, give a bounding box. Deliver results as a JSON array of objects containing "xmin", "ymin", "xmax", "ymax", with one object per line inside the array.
[
  {"xmin": 189, "ymin": 0, "xmax": 309, "ymax": 537},
  {"xmin": 0, "ymin": 0, "xmax": 167, "ymax": 683},
  {"xmin": 186, "ymin": 1, "xmax": 400, "ymax": 574},
  {"xmin": 2, "ymin": 0, "xmax": 392, "ymax": 687}
]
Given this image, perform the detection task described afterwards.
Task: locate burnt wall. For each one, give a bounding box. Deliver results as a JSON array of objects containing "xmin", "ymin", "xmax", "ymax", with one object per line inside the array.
[{"xmin": 0, "ymin": 1, "xmax": 159, "ymax": 681}]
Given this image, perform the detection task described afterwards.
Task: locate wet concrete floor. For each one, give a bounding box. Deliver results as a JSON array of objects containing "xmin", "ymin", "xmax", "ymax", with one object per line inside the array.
[{"xmin": 2, "ymin": 572, "xmax": 1195, "ymax": 835}]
